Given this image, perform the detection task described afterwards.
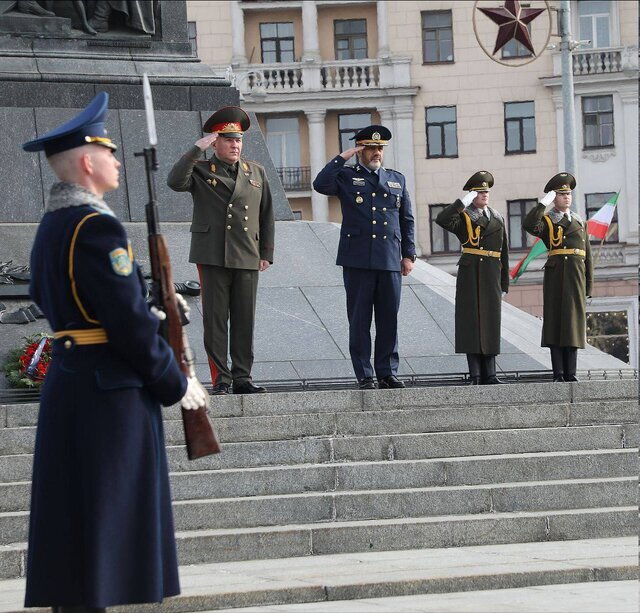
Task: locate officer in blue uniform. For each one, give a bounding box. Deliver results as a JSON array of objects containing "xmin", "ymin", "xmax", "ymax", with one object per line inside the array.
[
  {"xmin": 22, "ymin": 93, "xmax": 204, "ymax": 611},
  {"xmin": 313, "ymin": 125, "xmax": 416, "ymax": 389}
]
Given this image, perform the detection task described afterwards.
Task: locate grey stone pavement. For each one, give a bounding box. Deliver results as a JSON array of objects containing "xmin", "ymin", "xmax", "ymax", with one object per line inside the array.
[
  {"xmin": 0, "ymin": 220, "xmax": 631, "ymax": 390},
  {"xmin": 0, "ymin": 537, "xmax": 635, "ymax": 612}
]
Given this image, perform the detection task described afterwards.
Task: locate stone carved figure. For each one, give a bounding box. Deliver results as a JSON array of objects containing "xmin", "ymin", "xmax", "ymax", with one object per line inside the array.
[
  {"xmin": 0, "ymin": 0, "xmax": 54, "ymax": 16},
  {"xmin": 88, "ymin": 0, "xmax": 156, "ymax": 34}
]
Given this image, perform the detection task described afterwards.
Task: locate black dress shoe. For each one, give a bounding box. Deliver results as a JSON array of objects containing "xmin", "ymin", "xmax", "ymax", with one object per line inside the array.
[
  {"xmin": 552, "ymin": 376, "xmax": 565, "ymax": 383},
  {"xmin": 233, "ymin": 381, "xmax": 267, "ymax": 394},
  {"xmin": 564, "ymin": 375, "xmax": 579, "ymax": 382},
  {"xmin": 469, "ymin": 376, "xmax": 481, "ymax": 385},
  {"xmin": 378, "ymin": 375, "xmax": 405, "ymax": 389},
  {"xmin": 483, "ymin": 375, "xmax": 504, "ymax": 385},
  {"xmin": 211, "ymin": 382, "xmax": 230, "ymax": 395},
  {"xmin": 358, "ymin": 377, "xmax": 376, "ymax": 390}
]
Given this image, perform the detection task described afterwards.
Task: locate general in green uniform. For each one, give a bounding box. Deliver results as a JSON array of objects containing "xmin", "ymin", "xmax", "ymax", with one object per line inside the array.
[
  {"xmin": 436, "ymin": 171, "xmax": 509, "ymax": 384},
  {"xmin": 167, "ymin": 107, "xmax": 275, "ymax": 394},
  {"xmin": 523, "ymin": 172, "xmax": 593, "ymax": 382}
]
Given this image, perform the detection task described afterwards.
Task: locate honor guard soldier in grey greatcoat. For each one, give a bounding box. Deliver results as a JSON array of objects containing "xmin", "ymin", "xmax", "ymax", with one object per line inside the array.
[
  {"xmin": 523, "ymin": 173, "xmax": 593, "ymax": 382},
  {"xmin": 436, "ymin": 171, "xmax": 509, "ymax": 385},
  {"xmin": 313, "ymin": 125, "xmax": 416, "ymax": 390},
  {"xmin": 168, "ymin": 107, "xmax": 275, "ymax": 395},
  {"xmin": 22, "ymin": 92, "xmax": 205, "ymax": 611}
]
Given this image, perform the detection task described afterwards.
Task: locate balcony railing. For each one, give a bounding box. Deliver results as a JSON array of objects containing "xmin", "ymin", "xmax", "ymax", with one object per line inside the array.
[
  {"xmin": 552, "ymin": 45, "xmax": 638, "ymax": 77},
  {"xmin": 276, "ymin": 166, "xmax": 311, "ymax": 191},
  {"xmin": 235, "ymin": 56, "xmax": 411, "ymax": 97}
]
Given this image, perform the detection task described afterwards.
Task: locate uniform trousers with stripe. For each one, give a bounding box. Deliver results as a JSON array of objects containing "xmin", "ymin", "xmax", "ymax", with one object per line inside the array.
[
  {"xmin": 198, "ymin": 264, "xmax": 258, "ymax": 386},
  {"xmin": 343, "ymin": 267, "xmax": 402, "ymax": 381}
]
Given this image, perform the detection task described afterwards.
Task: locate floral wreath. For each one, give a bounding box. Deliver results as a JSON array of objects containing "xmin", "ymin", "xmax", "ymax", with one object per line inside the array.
[{"xmin": 3, "ymin": 333, "xmax": 53, "ymax": 389}]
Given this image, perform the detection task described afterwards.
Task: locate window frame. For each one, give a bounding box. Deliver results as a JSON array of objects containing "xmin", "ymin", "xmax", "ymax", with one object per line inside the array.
[
  {"xmin": 421, "ymin": 10, "xmax": 454, "ymax": 64},
  {"xmin": 507, "ymin": 199, "xmax": 538, "ymax": 250},
  {"xmin": 582, "ymin": 94, "xmax": 614, "ymax": 150},
  {"xmin": 333, "ymin": 19, "xmax": 368, "ymax": 60},
  {"xmin": 577, "ymin": 0, "xmax": 612, "ymax": 49},
  {"xmin": 260, "ymin": 22, "xmax": 295, "ymax": 64},
  {"xmin": 429, "ymin": 204, "xmax": 461, "ymax": 254},
  {"xmin": 188, "ymin": 21, "xmax": 197, "ymax": 56},
  {"xmin": 425, "ymin": 105, "xmax": 458, "ymax": 159},
  {"xmin": 504, "ymin": 100, "xmax": 537, "ymax": 155}
]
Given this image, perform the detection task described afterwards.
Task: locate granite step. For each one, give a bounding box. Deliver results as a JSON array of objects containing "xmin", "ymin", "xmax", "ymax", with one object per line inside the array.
[
  {"xmin": 0, "ymin": 476, "xmax": 634, "ymax": 545},
  {"xmin": 0, "ymin": 506, "xmax": 635, "ymax": 581},
  {"xmin": 0, "ymin": 538, "xmax": 634, "ymax": 612}
]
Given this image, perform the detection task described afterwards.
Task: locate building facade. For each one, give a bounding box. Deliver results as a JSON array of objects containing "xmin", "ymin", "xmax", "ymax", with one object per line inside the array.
[{"xmin": 186, "ymin": 0, "xmax": 638, "ymax": 367}]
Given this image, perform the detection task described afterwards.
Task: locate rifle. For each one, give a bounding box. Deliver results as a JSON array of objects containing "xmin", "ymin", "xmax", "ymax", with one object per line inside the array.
[{"xmin": 135, "ymin": 74, "xmax": 221, "ymax": 460}]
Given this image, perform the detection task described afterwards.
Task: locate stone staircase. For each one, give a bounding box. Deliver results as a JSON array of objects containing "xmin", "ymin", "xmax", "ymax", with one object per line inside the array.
[{"xmin": 0, "ymin": 380, "xmax": 637, "ymax": 611}]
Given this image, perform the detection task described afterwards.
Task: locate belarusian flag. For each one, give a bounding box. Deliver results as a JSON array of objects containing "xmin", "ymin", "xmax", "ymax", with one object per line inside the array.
[
  {"xmin": 587, "ymin": 191, "xmax": 619, "ymax": 240},
  {"xmin": 510, "ymin": 238, "xmax": 547, "ymax": 283}
]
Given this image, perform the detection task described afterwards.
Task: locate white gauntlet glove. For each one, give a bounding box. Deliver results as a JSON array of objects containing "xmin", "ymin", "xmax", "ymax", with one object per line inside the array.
[
  {"xmin": 461, "ymin": 191, "xmax": 477, "ymax": 207},
  {"xmin": 181, "ymin": 376, "xmax": 207, "ymax": 410},
  {"xmin": 540, "ymin": 190, "xmax": 556, "ymax": 206}
]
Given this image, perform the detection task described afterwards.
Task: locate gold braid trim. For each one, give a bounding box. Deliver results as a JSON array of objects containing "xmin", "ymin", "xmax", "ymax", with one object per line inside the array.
[
  {"xmin": 462, "ymin": 211, "xmax": 480, "ymax": 247},
  {"xmin": 544, "ymin": 215, "xmax": 563, "ymax": 248}
]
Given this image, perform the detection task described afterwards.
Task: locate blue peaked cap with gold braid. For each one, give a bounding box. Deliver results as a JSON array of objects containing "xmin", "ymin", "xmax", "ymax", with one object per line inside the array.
[{"xmin": 23, "ymin": 92, "xmax": 117, "ymax": 157}]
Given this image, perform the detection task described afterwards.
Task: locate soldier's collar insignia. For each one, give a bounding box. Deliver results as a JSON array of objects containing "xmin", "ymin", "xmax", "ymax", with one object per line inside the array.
[
  {"xmin": 109, "ymin": 247, "xmax": 132, "ymax": 277},
  {"xmin": 242, "ymin": 161, "xmax": 249, "ymax": 171},
  {"xmin": 210, "ymin": 163, "xmax": 216, "ymax": 172}
]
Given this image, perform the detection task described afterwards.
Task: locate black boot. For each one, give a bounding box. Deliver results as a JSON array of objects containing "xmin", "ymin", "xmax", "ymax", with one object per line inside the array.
[
  {"xmin": 550, "ymin": 346, "xmax": 565, "ymax": 382},
  {"xmin": 52, "ymin": 607, "xmax": 106, "ymax": 613},
  {"xmin": 466, "ymin": 354, "xmax": 481, "ymax": 385},
  {"xmin": 482, "ymin": 355, "xmax": 504, "ymax": 384},
  {"xmin": 563, "ymin": 347, "xmax": 579, "ymax": 382}
]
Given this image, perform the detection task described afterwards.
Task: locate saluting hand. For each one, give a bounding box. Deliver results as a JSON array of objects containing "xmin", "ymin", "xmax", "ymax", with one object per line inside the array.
[
  {"xmin": 195, "ymin": 132, "xmax": 218, "ymax": 151},
  {"xmin": 340, "ymin": 146, "xmax": 364, "ymax": 161},
  {"xmin": 540, "ymin": 190, "xmax": 556, "ymax": 206},
  {"xmin": 461, "ymin": 191, "xmax": 477, "ymax": 207}
]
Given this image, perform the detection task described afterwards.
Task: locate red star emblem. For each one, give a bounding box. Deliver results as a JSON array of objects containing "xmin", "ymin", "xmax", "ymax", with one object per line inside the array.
[{"xmin": 478, "ymin": 0, "xmax": 546, "ymax": 56}]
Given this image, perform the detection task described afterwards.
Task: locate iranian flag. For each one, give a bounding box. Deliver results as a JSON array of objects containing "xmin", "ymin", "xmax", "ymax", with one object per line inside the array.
[
  {"xmin": 587, "ymin": 191, "xmax": 619, "ymax": 240},
  {"xmin": 510, "ymin": 238, "xmax": 547, "ymax": 283}
]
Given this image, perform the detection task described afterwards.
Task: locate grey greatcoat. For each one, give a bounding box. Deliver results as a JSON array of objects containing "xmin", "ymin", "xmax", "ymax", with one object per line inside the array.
[
  {"xmin": 436, "ymin": 201, "xmax": 509, "ymax": 355},
  {"xmin": 523, "ymin": 203, "xmax": 593, "ymax": 348},
  {"xmin": 167, "ymin": 146, "xmax": 275, "ymax": 269}
]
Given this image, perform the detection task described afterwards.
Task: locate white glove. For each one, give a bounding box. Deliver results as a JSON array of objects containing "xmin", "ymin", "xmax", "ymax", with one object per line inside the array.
[
  {"xmin": 181, "ymin": 376, "xmax": 207, "ymax": 410},
  {"xmin": 175, "ymin": 293, "xmax": 191, "ymax": 319},
  {"xmin": 150, "ymin": 305, "xmax": 166, "ymax": 321},
  {"xmin": 541, "ymin": 190, "xmax": 556, "ymax": 206},
  {"xmin": 461, "ymin": 191, "xmax": 477, "ymax": 206}
]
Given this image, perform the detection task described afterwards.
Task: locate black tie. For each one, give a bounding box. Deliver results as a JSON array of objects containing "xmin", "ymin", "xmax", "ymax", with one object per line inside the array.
[{"xmin": 483, "ymin": 210, "xmax": 489, "ymax": 219}]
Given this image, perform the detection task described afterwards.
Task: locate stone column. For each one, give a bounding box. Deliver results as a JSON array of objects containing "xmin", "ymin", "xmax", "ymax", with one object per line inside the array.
[
  {"xmin": 377, "ymin": 106, "xmax": 395, "ymax": 169},
  {"xmin": 307, "ymin": 110, "xmax": 329, "ymax": 222},
  {"xmin": 377, "ymin": 0, "xmax": 390, "ymax": 59},
  {"xmin": 230, "ymin": 0, "xmax": 247, "ymax": 67},
  {"xmin": 301, "ymin": 1, "xmax": 320, "ymax": 62},
  {"xmin": 392, "ymin": 102, "xmax": 421, "ymax": 255},
  {"xmin": 620, "ymin": 90, "xmax": 638, "ymax": 243}
]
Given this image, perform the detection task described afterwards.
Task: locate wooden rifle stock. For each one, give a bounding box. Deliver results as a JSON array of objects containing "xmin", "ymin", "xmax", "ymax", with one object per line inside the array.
[
  {"xmin": 137, "ymin": 139, "xmax": 220, "ymax": 460},
  {"xmin": 148, "ymin": 234, "xmax": 221, "ymax": 460}
]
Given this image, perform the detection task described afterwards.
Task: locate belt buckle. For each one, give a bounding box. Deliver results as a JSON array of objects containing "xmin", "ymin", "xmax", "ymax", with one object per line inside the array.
[{"xmin": 574, "ymin": 248, "xmax": 579, "ymax": 255}]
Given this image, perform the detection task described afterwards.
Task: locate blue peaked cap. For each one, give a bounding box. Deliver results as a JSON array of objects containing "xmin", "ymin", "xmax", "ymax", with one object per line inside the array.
[{"xmin": 23, "ymin": 92, "xmax": 117, "ymax": 157}]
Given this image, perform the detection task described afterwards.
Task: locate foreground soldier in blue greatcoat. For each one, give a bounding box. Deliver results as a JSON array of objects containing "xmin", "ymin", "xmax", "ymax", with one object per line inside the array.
[
  {"xmin": 313, "ymin": 125, "xmax": 416, "ymax": 390},
  {"xmin": 22, "ymin": 93, "xmax": 205, "ymax": 611}
]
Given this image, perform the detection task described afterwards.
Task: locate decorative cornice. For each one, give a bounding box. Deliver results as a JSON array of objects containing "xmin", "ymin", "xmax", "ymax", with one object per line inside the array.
[{"xmin": 582, "ymin": 148, "xmax": 616, "ymax": 163}]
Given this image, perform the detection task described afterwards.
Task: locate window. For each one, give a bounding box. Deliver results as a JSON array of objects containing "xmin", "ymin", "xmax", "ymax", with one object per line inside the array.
[
  {"xmin": 426, "ymin": 106, "xmax": 457, "ymax": 158},
  {"xmin": 578, "ymin": 0, "xmax": 611, "ymax": 49},
  {"xmin": 430, "ymin": 205, "xmax": 461, "ymax": 254},
  {"xmin": 292, "ymin": 210, "xmax": 303, "ymax": 220},
  {"xmin": 587, "ymin": 310, "xmax": 629, "ymax": 363},
  {"xmin": 260, "ymin": 22, "xmax": 294, "ymax": 63},
  {"xmin": 507, "ymin": 200, "xmax": 537, "ymax": 249},
  {"xmin": 266, "ymin": 117, "xmax": 307, "ymax": 190},
  {"xmin": 586, "ymin": 192, "xmax": 618, "ymax": 242},
  {"xmin": 338, "ymin": 113, "xmax": 371, "ymax": 164},
  {"xmin": 334, "ymin": 19, "xmax": 367, "ymax": 60},
  {"xmin": 188, "ymin": 21, "xmax": 197, "ymax": 56},
  {"xmin": 504, "ymin": 101, "xmax": 536, "ymax": 154},
  {"xmin": 422, "ymin": 11, "xmax": 453, "ymax": 63},
  {"xmin": 582, "ymin": 95, "xmax": 614, "ymax": 148}
]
